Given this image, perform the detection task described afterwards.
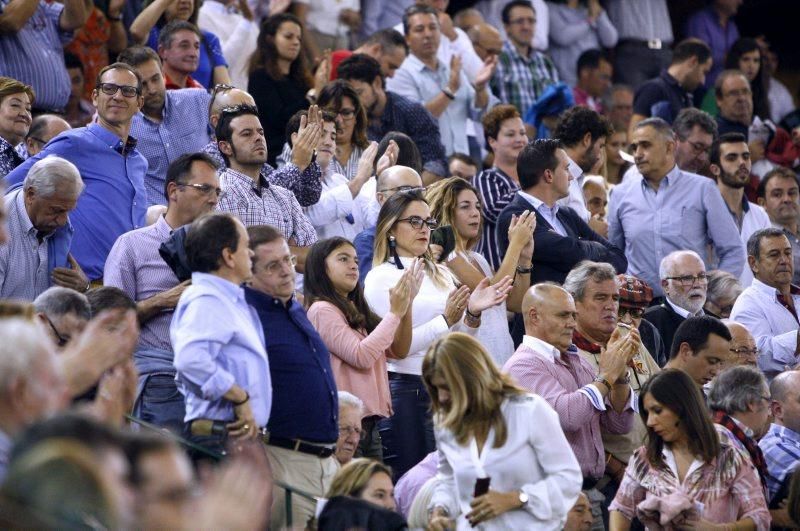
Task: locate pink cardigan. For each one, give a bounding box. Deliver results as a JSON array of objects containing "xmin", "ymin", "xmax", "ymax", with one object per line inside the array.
[{"xmin": 307, "ymin": 301, "xmax": 400, "ymax": 418}]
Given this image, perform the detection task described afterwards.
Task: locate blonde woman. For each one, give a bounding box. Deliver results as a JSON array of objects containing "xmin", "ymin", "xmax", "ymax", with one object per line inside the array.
[
  {"xmin": 326, "ymin": 458, "xmax": 397, "ymax": 511},
  {"xmin": 423, "ymin": 333, "xmax": 582, "ymax": 531},
  {"xmin": 364, "ymin": 187, "xmax": 513, "ymax": 480},
  {"xmin": 426, "ymin": 177, "xmax": 534, "ymax": 365}
]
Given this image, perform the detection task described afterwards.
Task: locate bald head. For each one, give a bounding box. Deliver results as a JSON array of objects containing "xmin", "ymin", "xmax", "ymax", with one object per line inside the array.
[
  {"xmin": 582, "ymin": 178, "xmax": 607, "ymax": 218},
  {"xmin": 468, "ymin": 23, "xmax": 502, "ymax": 60},
  {"xmin": 522, "ymin": 284, "xmax": 577, "ymax": 352},
  {"xmin": 771, "ymin": 371, "xmax": 800, "ymax": 404},
  {"xmin": 770, "ymin": 370, "xmax": 800, "ymax": 433},
  {"xmin": 722, "ymin": 321, "xmax": 757, "ymax": 367},
  {"xmin": 375, "ymin": 165, "xmax": 423, "ymax": 204},
  {"xmin": 26, "ymin": 115, "xmax": 71, "ymax": 157},
  {"xmin": 454, "ymin": 8, "xmax": 483, "ymax": 31},
  {"xmin": 209, "ymin": 88, "xmax": 256, "ymax": 125}
]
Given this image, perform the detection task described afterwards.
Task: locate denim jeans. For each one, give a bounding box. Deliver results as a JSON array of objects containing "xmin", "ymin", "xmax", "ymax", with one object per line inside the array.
[
  {"xmin": 378, "ymin": 373, "xmax": 436, "ymax": 480},
  {"xmin": 138, "ymin": 373, "xmax": 186, "ymax": 434}
]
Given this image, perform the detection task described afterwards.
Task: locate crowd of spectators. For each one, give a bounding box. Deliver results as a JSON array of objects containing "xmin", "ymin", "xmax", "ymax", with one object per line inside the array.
[{"xmin": 2, "ymin": 0, "xmax": 800, "ymax": 528}]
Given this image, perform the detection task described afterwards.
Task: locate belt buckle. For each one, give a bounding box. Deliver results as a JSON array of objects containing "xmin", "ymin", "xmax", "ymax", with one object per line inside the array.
[{"xmin": 647, "ymin": 39, "xmax": 662, "ymax": 50}]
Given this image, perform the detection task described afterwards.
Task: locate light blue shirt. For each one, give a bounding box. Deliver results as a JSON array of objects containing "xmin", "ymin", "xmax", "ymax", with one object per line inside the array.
[
  {"xmin": 171, "ymin": 272, "xmax": 271, "ymax": 427},
  {"xmin": 386, "ymin": 53, "xmax": 497, "ymax": 156},
  {"xmin": 517, "ymin": 189, "xmax": 569, "ymax": 237},
  {"xmin": 608, "ymin": 165, "xmax": 745, "ymax": 297}
]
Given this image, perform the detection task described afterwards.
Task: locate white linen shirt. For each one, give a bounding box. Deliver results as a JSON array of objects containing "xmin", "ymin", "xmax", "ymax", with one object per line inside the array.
[
  {"xmin": 429, "ymin": 393, "xmax": 582, "ymax": 530},
  {"xmin": 730, "ymin": 278, "xmax": 800, "ymax": 375}
]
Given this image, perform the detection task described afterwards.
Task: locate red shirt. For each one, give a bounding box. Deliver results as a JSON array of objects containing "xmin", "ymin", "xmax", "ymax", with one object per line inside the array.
[{"xmin": 164, "ymin": 73, "xmax": 203, "ymax": 90}]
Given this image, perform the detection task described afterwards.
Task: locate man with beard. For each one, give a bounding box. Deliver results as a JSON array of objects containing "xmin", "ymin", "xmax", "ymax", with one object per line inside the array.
[
  {"xmin": 337, "ymin": 53, "xmax": 447, "ymax": 179},
  {"xmin": 553, "ymin": 106, "xmax": 612, "ymax": 228},
  {"xmin": 757, "ymin": 167, "xmax": 800, "ymax": 286},
  {"xmin": 644, "ymin": 250, "xmax": 709, "ymax": 353},
  {"xmin": 711, "ymin": 132, "xmax": 770, "ymax": 286},
  {"xmin": 120, "ymin": 46, "xmax": 211, "ymax": 206}
]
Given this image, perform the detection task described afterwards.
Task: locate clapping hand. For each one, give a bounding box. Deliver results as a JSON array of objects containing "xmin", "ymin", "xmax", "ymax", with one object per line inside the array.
[
  {"xmin": 389, "ymin": 259, "xmax": 424, "ymax": 316},
  {"xmin": 376, "ymin": 140, "xmax": 399, "ymax": 177},
  {"xmin": 467, "ymin": 276, "xmax": 513, "ymax": 314}
]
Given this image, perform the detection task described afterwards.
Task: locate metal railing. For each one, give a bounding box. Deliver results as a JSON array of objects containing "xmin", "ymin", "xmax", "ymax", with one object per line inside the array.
[{"xmin": 125, "ymin": 415, "xmax": 318, "ymax": 527}]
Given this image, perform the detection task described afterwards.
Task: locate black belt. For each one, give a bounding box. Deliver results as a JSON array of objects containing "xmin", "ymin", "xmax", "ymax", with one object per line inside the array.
[
  {"xmin": 263, "ymin": 434, "xmax": 335, "ymax": 458},
  {"xmin": 582, "ymin": 476, "xmax": 601, "ymax": 490},
  {"xmin": 617, "ymin": 38, "xmax": 669, "ymax": 50},
  {"xmin": 388, "ymin": 372, "xmax": 421, "ymax": 382}
]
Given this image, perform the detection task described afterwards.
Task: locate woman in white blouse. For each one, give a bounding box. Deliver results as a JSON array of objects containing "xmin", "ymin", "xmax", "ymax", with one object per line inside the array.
[
  {"xmin": 426, "ymin": 177, "xmax": 534, "ymax": 366},
  {"xmin": 364, "ymin": 189, "xmax": 512, "ymax": 480},
  {"xmin": 423, "ymin": 332, "xmax": 582, "ymax": 531}
]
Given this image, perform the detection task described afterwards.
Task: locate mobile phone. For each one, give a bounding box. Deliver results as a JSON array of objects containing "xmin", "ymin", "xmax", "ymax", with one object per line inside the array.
[{"xmin": 473, "ymin": 476, "xmax": 491, "ymax": 497}]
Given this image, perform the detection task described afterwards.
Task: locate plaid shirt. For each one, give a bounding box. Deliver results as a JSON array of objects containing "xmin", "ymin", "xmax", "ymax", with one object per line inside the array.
[
  {"xmin": 217, "ymin": 168, "xmax": 317, "ymax": 246},
  {"xmin": 759, "ymin": 423, "xmax": 800, "ymax": 503},
  {"xmin": 491, "ymin": 40, "xmax": 560, "ymax": 115}
]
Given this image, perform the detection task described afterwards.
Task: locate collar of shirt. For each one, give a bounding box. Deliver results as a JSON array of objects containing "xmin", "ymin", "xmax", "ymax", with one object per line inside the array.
[
  {"xmin": 141, "ymin": 90, "xmax": 173, "ymax": 124},
  {"xmin": 566, "ymin": 154, "xmax": 584, "ymax": 183},
  {"xmin": 517, "ymin": 189, "xmax": 550, "ymax": 212},
  {"xmin": 87, "ymin": 123, "xmax": 138, "ymax": 155},
  {"xmin": 245, "ymin": 285, "xmax": 295, "ymax": 311},
  {"xmin": 659, "ymin": 69, "xmax": 692, "ymax": 98},
  {"xmin": 665, "ymin": 297, "xmax": 702, "ymax": 319},
  {"xmin": 164, "ymin": 72, "xmax": 203, "ymax": 90},
  {"xmin": 641, "ymin": 163, "xmax": 682, "ymax": 192},
  {"xmin": 522, "ymin": 334, "xmax": 564, "ymax": 364},
  {"xmin": 769, "ymin": 423, "xmax": 800, "ymax": 446},
  {"xmin": 502, "ymin": 39, "xmax": 532, "ymax": 61},
  {"xmin": 190, "ymin": 271, "xmax": 247, "ymax": 304},
  {"xmin": 661, "ymin": 445, "xmax": 705, "ymax": 480},
  {"xmin": 751, "ymin": 278, "xmax": 800, "ymax": 300},
  {"xmin": 153, "ymin": 213, "xmax": 175, "ymax": 238},
  {"xmin": 406, "ymin": 53, "xmax": 442, "ymax": 75},
  {"xmin": 223, "ymin": 167, "xmax": 268, "ymax": 192}
]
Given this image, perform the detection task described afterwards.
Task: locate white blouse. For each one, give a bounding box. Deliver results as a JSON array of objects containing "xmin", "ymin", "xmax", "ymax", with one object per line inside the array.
[
  {"xmin": 304, "ymin": 169, "xmax": 370, "ymax": 241},
  {"xmin": 430, "ymin": 394, "xmax": 582, "ymax": 530},
  {"xmin": 364, "ymin": 257, "xmax": 476, "ymax": 375}
]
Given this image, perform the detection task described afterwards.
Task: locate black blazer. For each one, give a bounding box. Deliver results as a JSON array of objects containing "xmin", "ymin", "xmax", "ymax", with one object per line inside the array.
[
  {"xmin": 643, "ymin": 303, "xmax": 687, "ymax": 355},
  {"xmin": 497, "ymin": 193, "xmax": 628, "ymax": 345}
]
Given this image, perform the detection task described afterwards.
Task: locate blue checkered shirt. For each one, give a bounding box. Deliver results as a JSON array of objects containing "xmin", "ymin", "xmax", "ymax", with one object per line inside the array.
[
  {"xmin": 491, "ymin": 40, "xmax": 560, "ymax": 115},
  {"xmin": 759, "ymin": 423, "xmax": 800, "ymax": 503}
]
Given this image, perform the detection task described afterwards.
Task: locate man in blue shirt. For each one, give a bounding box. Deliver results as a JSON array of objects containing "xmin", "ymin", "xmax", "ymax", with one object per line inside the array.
[
  {"xmin": 171, "ymin": 212, "xmax": 269, "ymax": 456},
  {"xmin": 759, "ymin": 371, "xmax": 800, "ymax": 511},
  {"xmin": 244, "ymin": 224, "xmax": 338, "ymax": 530},
  {"xmin": 608, "ymin": 117, "xmax": 744, "ymax": 297},
  {"xmin": 3, "ymin": 62, "xmax": 149, "ymax": 281},
  {"xmin": 118, "ymin": 46, "xmax": 212, "ymax": 207}
]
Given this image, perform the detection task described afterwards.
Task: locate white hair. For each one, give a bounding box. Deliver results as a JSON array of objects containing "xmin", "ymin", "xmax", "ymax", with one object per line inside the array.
[
  {"xmin": 659, "ymin": 250, "xmax": 704, "ymax": 280},
  {"xmin": 0, "ymin": 319, "xmax": 52, "ymax": 394},
  {"xmin": 337, "ymin": 391, "xmax": 364, "ymax": 414},
  {"xmin": 22, "ymin": 155, "xmax": 84, "ymax": 199}
]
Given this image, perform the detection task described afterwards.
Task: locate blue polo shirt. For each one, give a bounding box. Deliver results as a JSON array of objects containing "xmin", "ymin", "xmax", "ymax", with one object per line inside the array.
[
  {"xmin": 244, "ymin": 286, "xmax": 339, "ymax": 444},
  {"xmin": 3, "ymin": 123, "xmax": 148, "ymax": 280}
]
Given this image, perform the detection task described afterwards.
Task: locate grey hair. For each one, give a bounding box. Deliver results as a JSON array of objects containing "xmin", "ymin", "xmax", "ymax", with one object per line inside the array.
[
  {"xmin": 0, "ymin": 318, "xmax": 52, "ymax": 393},
  {"xmin": 563, "ymin": 261, "xmax": 617, "ymax": 301},
  {"xmin": 33, "ymin": 287, "xmax": 91, "ymax": 321},
  {"xmin": 672, "ymin": 108, "xmax": 718, "ymax": 140},
  {"xmin": 706, "ymin": 270, "xmax": 743, "ymax": 304},
  {"xmin": 747, "ymin": 227, "xmax": 787, "ymax": 261},
  {"xmin": 659, "ymin": 250, "xmax": 704, "ymax": 280},
  {"xmin": 22, "ymin": 155, "xmax": 84, "ymax": 198},
  {"xmin": 707, "ymin": 365, "xmax": 768, "ymax": 414},
  {"xmin": 634, "ymin": 117, "xmax": 675, "ymax": 142},
  {"xmin": 337, "ymin": 391, "xmax": 364, "ymax": 414}
]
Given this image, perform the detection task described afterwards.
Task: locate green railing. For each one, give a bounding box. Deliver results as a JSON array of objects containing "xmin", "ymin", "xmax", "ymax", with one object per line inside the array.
[{"xmin": 125, "ymin": 415, "xmax": 319, "ymax": 527}]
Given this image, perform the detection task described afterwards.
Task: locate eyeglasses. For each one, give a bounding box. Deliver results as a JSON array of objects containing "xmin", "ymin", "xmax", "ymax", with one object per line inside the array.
[
  {"xmin": 378, "ymin": 185, "xmax": 425, "ymax": 194},
  {"xmin": 730, "ymin": 347, "xmax": 760, "ymax": 359},
  {"xmin": 339, "ymin": 425, "xmax": 366, "ymax": 441},
  {"xmin": 619, "ymin": 307, "xmax": 645, "ymax": 319},
  {"xmin": 664, "ymin": 272, "xmax": 708, "ymax": 286},
  {"xmin": 211, "ymin": 83, "xmax": 235, "ymax": 96},
  {"xmin": 44, "ymin": 315, "xmax": 70, "ymax": 347},
  {"xmin": 262, "ymin": 255, "xmax": 297, "ymax": 275},
  {"xmin": 724, "ymin": 88, "xmax": 752, "ymax": 98},
  {"xmin": 96, "ymin": 82, "xmax": 140, "ymax": 98},
  {"xmin": 507, "ymin": 17, "xmax": 535, "ymax": 25},
  {"xmin": 178, "ymin": 182, "xmax": 225, "ymax": 198},
  {"xmin": 220, "ymin": 104, "xmax": 256, "ymax": 115},
  {"xmin": 330, "ymin": 108, "xmax": 356, "ymax": 120},
  {"xmin": 686, "ymin": 140, "xmax": 712, "ymax": 154},
  {"xmin": 397, "ymin": 216, "xmax": 438, "ymax": 230}
]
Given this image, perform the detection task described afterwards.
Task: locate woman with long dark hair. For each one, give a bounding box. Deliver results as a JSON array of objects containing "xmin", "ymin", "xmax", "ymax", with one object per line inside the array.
[
  {"xmin": 423, "ymin": 333, "xmax": 582, "ymax": 530},
  {"xmin": 306, "ymin": 236, "xmax": 423, "ymax": 460},
  {"xmin": 609, "ymin": 369, "xmax": 770, "ymax": 530},
  {"xmin": 726, "ymin": 38, "xmax": 771, "ymax": 120},
  {"xmin": 364, "ymin": 189, "xmax": 512, "ymax": 479}
]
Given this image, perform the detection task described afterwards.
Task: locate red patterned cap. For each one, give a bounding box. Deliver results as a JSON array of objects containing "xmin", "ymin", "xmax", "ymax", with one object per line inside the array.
[{"xmin": 616, "ymin": 274, "xmax": 653, "ymax": 309}]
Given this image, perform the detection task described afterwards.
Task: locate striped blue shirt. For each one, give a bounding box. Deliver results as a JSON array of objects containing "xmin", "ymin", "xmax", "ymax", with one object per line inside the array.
[
  {"xmin": 759, "ymin": 423, "xmax": 800, "ymax": 503},
  {"xmin": 129, "ymin": 88, "xmax": 212, "ymax": 206},
  {"xmin": 0, "ymin": 0, "xmax": 72, "ymax": 111},
  {"xmin": 3, "ymin": 124, "xmax": 148, "ymax": 280}
]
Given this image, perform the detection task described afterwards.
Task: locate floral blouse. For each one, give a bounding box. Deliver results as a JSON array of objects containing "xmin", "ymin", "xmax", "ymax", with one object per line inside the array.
[{"xmin": 610, "ymin": 436, "xmax": 771, "ymax": 530}]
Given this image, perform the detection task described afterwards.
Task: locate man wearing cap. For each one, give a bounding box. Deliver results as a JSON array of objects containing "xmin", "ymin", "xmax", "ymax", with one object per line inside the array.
[
  {"xmin": 562, "ymin": 262, "xmax": 660, "ymax": 508},
  {"xmin": 618, "ymin": 274, "xmax": 667, "ymax": 367}
]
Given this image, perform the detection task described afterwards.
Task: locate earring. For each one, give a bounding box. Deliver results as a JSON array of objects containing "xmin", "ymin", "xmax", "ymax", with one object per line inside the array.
[{"xmin": 389, "ymin": 235, "xmax": 404, "ymax": 269}]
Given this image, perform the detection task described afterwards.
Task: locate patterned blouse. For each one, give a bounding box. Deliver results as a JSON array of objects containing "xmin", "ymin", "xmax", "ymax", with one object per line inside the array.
[{"xmin": 610, "ymin": 438, "xmax": 771, "ymax": 529}]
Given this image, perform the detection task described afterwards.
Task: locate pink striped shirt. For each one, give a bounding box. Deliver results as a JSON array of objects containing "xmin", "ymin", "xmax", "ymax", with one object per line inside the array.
[
  {"xmin": 307, "ymin": 301, "xmax": 400, "ymax": 418},
  {"xmin": 502, "ymin": 336, "xmax": 634, "ymax": 478}
]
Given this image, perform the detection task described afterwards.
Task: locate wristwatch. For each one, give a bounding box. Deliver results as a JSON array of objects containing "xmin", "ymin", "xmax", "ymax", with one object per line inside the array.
[
  {"xmin": 515, "ymin": 264, "xmax": 533, "ymax": 274},
  {"xmin": 593, "ymin": 375, "xmax": 612, "ymax": 392},
  {"xmin": 518, "ymin": 491, "xmax": 529, "ymax": 507}
]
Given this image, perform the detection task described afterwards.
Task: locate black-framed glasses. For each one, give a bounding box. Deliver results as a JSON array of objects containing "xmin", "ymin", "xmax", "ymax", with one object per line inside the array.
[
  {"xmin": 664, "ymin": 272, "xmax": 708, "ymax": 286},
  {"xmin": 96, "ymin": 82, "xmax": 140, "ymax": 98},
  {"xmin": 619, "ymin": 307, "xmax": 645, "ymax": 319},
  {"xmin": 397, "ymin": 216, "xmax": 438, "ymax": 230},
  {"xmin": 328, "ymin": 108, "xmax": 355, "ymax": 120},
  {"xmin": 378, "ymin": 185, "xmax": 425, "ymax": 194},
  {"xmin": 26, "ymin": 135, "xmax": 47, "ymax": 145},
  {"xmin": 730, "ymin": 347, "xmax": 760, "ymax": 359},
  {"xmin": 44, "ymin": 315, "xmax": 70, "ymax": 347},
  {"xmin": 178, "ymin": 182, "xmax": 224, "ymax": 198}
]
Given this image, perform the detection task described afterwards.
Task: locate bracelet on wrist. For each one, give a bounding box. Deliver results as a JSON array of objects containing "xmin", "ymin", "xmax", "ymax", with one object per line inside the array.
[
  {"xmin": 516, "ymin": 264, "xmax": 533, "ymax": 275},
  {"xmin": 107, "ymin": 13, "xmax": 123, "ymax": 21},
  {"xmin": 441, "ymin": 87, "xmax": 455, "ymax": 100},
  {"xmin": 232, "ymin": 391, "xmax": 249, "ymax": 406},
  {"xmin": 465, "ymin": 308, "xmax": 481, "ymax": 319},
  {"xmin": 592, "ymin": 376, "xmax": 612, "ymax": 392}
]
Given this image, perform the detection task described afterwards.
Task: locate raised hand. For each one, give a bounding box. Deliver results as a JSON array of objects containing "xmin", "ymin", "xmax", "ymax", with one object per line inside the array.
[
  {"xmin": 376, "ymin": 139, "xmax": 399, "ymax": 176},
  {"xmin": 474, "ymin": 54, "xmax": 498, "ymax": 90},
  {"xmin": 443, "ymin": 284, "xmax": 470, "ymax": 326},
  {"xmin": 448, "ymin": 54, "xmax": 462, "ymax": 94},
  {"xmin": 468, "ymin": 276, "xmax": 513, "ymax": 314}
]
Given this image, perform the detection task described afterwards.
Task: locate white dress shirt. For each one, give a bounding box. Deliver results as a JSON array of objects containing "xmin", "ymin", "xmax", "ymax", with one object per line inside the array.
[
  {"xmin": 730, "ymin": 278, "xmax": 800, "ymax": 375},
  {"xmin": 557, "ymin": 156, "xmax": 590, "ymax": 222},
  {"xmin": 304, "ymin": 168, "xmax": 369, "ymax": 241},
  {"xmin": 429, "ymin": 393, "xmax": 582, "ymax": 530}
]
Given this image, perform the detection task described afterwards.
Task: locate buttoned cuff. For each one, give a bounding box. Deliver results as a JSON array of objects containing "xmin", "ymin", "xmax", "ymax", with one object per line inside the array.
[{"xmin": 200, "ymin": 368, "xmax": 237, "ymax": 401}]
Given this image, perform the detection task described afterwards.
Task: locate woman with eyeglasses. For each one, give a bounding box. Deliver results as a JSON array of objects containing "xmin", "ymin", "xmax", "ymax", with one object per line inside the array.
[
  {"xmin": 306, "ymin": 237, "xmax": 424, "ymax": 460},
  {"xmin": 130, "ymin": 0, "xmax": 231, "ymax": 89},
  {"xmin": 425, "ymin": 177, "xmax": 533, "ymax": 366},
  {"xmin": 424, "ymin": 333, "xmax": 582, "ymax": 531},
  {"xmin": 364, "ymin": 189, "xmax": 513, "ymax": 479},
  {"xmin": 316, "ymin": 80, "xmax": 370, "ymax": 181},
  {"xmin": 610, "ymin": 369, "xmax": 770, "ymax": 530}
]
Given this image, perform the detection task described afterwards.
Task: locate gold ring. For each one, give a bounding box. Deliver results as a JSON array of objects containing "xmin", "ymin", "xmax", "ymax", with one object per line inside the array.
[{"xmin": 244, "ymin": 424, "xmax": 250, "ymax": 430}]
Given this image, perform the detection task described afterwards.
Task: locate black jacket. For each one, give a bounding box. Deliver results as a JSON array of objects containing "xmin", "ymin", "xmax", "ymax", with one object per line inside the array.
[{"xmin": 643, "ymin": 302, "xmax": 689, "ymax": 355}]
